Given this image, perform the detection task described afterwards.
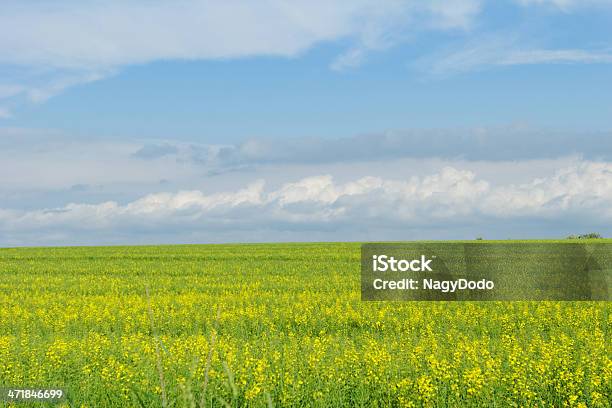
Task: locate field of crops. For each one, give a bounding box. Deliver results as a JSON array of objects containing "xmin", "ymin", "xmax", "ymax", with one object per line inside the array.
[{"xmin": 0, "ymin": 242, "xmax": 610, "ymax": 407}]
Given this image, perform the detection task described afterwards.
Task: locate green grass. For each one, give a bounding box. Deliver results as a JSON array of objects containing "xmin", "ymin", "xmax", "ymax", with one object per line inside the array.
[{"xmin": 0, "ymin": 242, "xmax": 610, "ymax": 407}]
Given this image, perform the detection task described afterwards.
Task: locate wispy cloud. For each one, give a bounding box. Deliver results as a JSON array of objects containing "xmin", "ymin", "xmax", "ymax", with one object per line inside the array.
[
  {"xmin": 500, "ymin": 49, "xmax": 612, "ymax": 65},
  {"xmin": 0, "ymin": 108, "xmax": 12, "ymax": 119},
  {"xmin": 515, "ymin": 0, "xmax": 612, "ymax": 12},
  {"xmin": 25, "ymin": 70, "xmax": 114, "ymax": 103},
  {"xmin": 1, "ymin": 0, "xmax": 610, "ymax": 112},
  {"xmin": 330, "ymin": 0, "xmax": 482, "ymax": 71},
  {"xmin": 0, "ymin": 85, "xmax": 24, "ymax": 99},
  {"xmin": 0, "ymin": 67, "xmax": 115, "ymax": 117},
  {"xmin": 0, "ymin": 0, "xmax": 481, "ymax": 113},
  {"xmin": 417, "ymin": 32, "xmax": 612, "ymax": 77}
]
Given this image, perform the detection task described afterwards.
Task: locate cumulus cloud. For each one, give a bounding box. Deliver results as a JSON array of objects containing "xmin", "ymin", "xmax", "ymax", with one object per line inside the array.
[
  {"xmin": 2, "ymin": 127, "xmax": 610, "ymax": 245},
  {"xmin": 484, "ymin": 162, "xmax": 612, "ymax": 217},
  {"xmin": 1, "ymin": 162, "xmax": 611, "ymax": 246}
]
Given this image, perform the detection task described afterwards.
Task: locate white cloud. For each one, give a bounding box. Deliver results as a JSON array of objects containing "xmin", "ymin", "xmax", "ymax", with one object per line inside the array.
[
  {"xmin": 0, "ymin": 108, "xmax": 12, "ymax": 119},
  {"xmin": 484, "ymin": 162, "xmax": 612, "ymax": 217},
  {"xmin": 1, "ymin": 162, "xmax": 611, "ymax": 246},
  {"xmin": 428, "ymin": 0, "xmax": 482, "ymax": 29},
  {"xmin": 515, "ymin": 0, "xmax": 612, "ymax": 11},
  {"xmin": 269, "ymin": 175, "xmax": 340, "ymax": 205},
  {"xmin": 500, "ymin": 49, "xmax": 612, "ymax": 65},
  {"xmin": 0, "ymin": 68, "xmax": 115, "ymax": 115},
  {"xmin": 25, "ymin": 70, "xmax": 113, "ymax": 104},
  {"xmin": 1, "ymin": 0, "xmax": 609, "ymax": 111},
  {"xmin": 0, "ymin": 85, "xmax": 24, "ymax": 99},
  {"xmin": 0, "ymin": 0, "xmax": 609, "ymax": 112},
  {"xmin": 2, "ymin": 127, "xmax": 610, "ymax": 245},
  {"xmin": 0, "ymin": 0, "xmax": 481, "ymax": 68},
  {"xmin": 331, "ymin": 48, "xmax": 368, "ymax": 71},
  {"xmin": 330, "ymin": 0, "xmax": 482, "ymax": 70},
  {"xmin": 0, "ymin": 0, "xmax": 481, "ymax": 111},
  {"xmin": 418, "ymin": 33, "xmax": 612, "ymax": 77}
]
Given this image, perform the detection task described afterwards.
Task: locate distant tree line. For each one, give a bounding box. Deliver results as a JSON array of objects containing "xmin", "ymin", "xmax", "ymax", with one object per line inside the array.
[
  {"xmin": 566, "ymin": 233, "xmax": 603, "ymax": 239},
  {"xmin": 472, "ymin": 233, "xmax": 604, "ymax": 240}
]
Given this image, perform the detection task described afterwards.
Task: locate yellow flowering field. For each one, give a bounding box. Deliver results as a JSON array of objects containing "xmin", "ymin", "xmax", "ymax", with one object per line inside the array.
[{"xmin": 0, "ymin": 243, "xmax": 610, "ymax": 407}]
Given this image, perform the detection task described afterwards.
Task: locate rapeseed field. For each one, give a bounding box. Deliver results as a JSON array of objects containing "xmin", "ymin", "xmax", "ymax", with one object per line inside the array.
[{"xmin": 0, "ymin": 242, "xmax": 610, "ymax": 407}]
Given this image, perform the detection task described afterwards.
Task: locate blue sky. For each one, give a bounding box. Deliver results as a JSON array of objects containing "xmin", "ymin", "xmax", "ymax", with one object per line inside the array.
[
  {"xmin": 1, "ymin": 0, "xmax": 612, "ymax": 246},
  {"xmin": 3, "ymin": 1, "xmax": 612, "ymax": 139},
  {"xmin": 10, "ymin": 55, "xmax": 612, "ymax": 140}
]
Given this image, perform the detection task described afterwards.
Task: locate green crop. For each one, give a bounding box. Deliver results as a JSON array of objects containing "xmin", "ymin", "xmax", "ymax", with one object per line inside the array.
[{"xmin": 0, "ymin": 242, "xmax": 610, "ymax": 407}]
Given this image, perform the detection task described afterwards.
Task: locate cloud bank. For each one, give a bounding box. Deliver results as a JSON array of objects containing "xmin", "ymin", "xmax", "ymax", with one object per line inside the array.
[
  {"xmin": 2, "ymin": 162, "xmax": 610, "ymax": 246},
  {"xmin": 3, "ymin": 126, "xmax": 610, "ymax": 194},
  {"xmin": 137, "ymin": 128, "xmax": 612, "ymax": 170}
]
